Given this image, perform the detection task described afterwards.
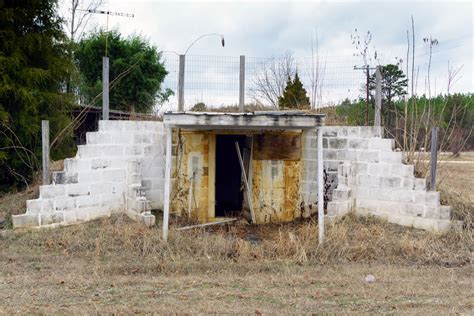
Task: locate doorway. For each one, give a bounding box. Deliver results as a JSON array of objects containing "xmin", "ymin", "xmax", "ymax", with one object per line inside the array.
[{"xmin": 215, "ymin": 134, "xmax": 247, "ymax": 217}]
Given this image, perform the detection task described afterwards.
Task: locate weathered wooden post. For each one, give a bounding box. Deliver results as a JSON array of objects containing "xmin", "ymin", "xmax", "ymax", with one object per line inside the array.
[
  {"xmin": 239, "ymin": 55, "xmax": 245, "ymax": 112},
  {"xmin": 375, "ymin": 66, "xmax": 382, "ymax": 127},
  {"xmin": 178, "ymin": 55, "xmax": 185, "ymax": 111},
  {"xmin": 429, "ymin": 127, "xmax": 439, "ymax": 190},
  {"xmin": 317, "ymin": 127, "xmax": 324, "ymax": 244},
  {"xmin": 102, "ymin": 57, "xmax": 109, "ymax": 120},
  {"xmin": 162, "ymin": 127, "xmax": 173, "ymax": 241},
  {"xmin": 41, "ymin": 120, "xmax": 50, "ymax": 185}
]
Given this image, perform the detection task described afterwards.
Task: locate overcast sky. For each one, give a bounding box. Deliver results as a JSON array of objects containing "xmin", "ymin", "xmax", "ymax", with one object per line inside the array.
[{"xmin": 65, "ymin": 0, "xmax": 473, "ymax": 107}]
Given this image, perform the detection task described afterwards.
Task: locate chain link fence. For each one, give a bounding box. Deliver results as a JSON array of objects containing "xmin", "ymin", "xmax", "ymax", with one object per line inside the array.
[{"xmin": 160, "ymin": 52, "xmax": 367, "ymax": 112}]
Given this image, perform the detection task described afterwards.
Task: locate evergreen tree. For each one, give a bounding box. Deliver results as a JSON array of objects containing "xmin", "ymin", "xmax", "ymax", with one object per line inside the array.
[
  {"xmin": 0, "ymin": 0, "xmax": 75, "ymax": 191},
  {"xmin": 278, "ymin": 72, "xmax": 310, "ymax": 110}
]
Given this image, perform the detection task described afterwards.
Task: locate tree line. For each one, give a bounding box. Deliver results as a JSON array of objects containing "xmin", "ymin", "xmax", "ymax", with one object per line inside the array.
[{"xmin": 0, "ymin": 0, "xmax": 170, "ymax": 192}]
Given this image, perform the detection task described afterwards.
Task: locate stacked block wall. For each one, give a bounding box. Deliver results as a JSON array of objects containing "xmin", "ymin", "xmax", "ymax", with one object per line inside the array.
[
  {"xmin": 13, "ymin": 121, "xmax": 166, "ymax": 228},
  {"xmin": 302, "ymin": 126, "xmax": 456, "ymax": 232}
]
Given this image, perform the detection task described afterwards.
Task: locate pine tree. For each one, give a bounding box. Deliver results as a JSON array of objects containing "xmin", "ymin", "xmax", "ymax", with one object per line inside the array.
[
  {"xmin": 278, "ymin": 72, "xmax": 310, "ymax": 110},
  {"xmin": 0, "ymin": 0, "xmax": 75, "ymax": 191}
]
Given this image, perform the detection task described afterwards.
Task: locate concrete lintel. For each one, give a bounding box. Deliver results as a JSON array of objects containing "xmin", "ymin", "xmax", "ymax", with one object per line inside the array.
[{"xmin": 163, "ymin": 112, "xmax": 325, "ymax": 129}]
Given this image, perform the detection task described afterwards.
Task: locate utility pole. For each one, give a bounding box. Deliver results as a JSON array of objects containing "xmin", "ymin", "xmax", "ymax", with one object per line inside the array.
[
  {"xmin": 354, "ymin": 65, "xmax": 375, "ymax": 126},
  {"xmin": 80, "ymin": 9, "xmax": 134, "ymax": 120}
]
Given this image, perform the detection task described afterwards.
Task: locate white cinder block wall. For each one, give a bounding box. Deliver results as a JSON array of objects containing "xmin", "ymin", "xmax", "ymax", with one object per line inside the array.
[
  {"xmin": 12, "ymin": 121, "xmax": 166, "ymax": 228},
  {"xmin": 14, "ymin": 122, "xmax": 457, "ymax": 232},
  {"xmin": 302, "ymin": 126, "xmax": 458, "ymax": 232}
]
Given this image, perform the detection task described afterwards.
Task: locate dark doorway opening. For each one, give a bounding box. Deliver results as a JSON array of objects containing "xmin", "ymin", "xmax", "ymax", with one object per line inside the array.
[{"xmin": 215, "ymin": 134, "xmax": 247, "ymax": 217}]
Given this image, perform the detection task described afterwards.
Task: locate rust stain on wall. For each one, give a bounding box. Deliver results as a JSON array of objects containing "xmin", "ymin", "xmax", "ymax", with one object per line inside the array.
[{"xmin": 171, "ymin": 129, "xmax": 302, "ymax": 224}]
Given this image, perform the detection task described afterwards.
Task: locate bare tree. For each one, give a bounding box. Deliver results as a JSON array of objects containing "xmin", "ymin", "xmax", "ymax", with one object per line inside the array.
[
  {"xmin": 63, "ymin": 0, "xmax": 104, "ymax": 42},
  {"xmin": 309, "ymin": 29, "xmax": 326, "ymax": 110},
  {"xmin": 250, "ymin": 51, "xmax": 296, "ymax": 108}
]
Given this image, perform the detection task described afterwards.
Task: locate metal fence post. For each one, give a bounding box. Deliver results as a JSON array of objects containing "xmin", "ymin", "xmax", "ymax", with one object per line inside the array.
[
  {"xmin": 429, "ymin": 127, "xmax": 439, "ymax": 190},
  {"xmin": 375, "ymin": 66, "xmax": 382, "ymax": 127},
  {"xmin": 239, "ymin": 55, "xmax": 245, "ymax": 112},
  {"xmin": 178, "ymin": 54, "xmax": 185, "ymax": 111},
  {"xmin": 41, "ymin": 120, "xmax": 50, "ymax": 185},
  {"xmin": 102, "ymin": 57, "xmax": 109, "ymax": 120}
]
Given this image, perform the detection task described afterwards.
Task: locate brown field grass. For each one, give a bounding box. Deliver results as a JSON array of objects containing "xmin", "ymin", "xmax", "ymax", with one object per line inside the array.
[{"xmin": 0, "ymin": 153, "xmax": 472, "ymax": 313}]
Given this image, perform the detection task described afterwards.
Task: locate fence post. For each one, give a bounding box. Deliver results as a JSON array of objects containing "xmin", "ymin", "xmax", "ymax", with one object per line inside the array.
[
  {"xmin": 41, "ymin": 120, "xmax": 50, "ymax": 185},
  {"xmin": 429, "ymin": 127, "xmax": 439, "ymax": 190},
  {"xmin": 375, "ymin": 66, "xmax": 382, "ymax": 127},
  {"xmin": 102, "ymin": 57, "xmax": 109, "ymax": 120},
  {"xmin": 239, "ymin": 55, "xmax": 245, "ymax": 112},
  {"xmin": 317, "ymin": 127, "xmax": 324, "ymax": 244},
  {"xmin": 178, "ymin": 54, "xmax": 185, "ymax": 111}
]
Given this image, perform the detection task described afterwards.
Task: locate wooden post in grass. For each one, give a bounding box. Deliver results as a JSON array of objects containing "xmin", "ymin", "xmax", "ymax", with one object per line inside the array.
[
  {"xmin": 429, "ymin": 127, "xmax": 438, "ymax": 190},
  {"xmin": 41, "ymin": 120, "xmax": 50, "ymax": 185}
]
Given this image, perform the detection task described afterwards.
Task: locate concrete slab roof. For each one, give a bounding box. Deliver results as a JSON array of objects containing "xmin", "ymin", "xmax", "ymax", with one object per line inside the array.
[{"xmin": 163, "ymin": 111, "xmax": 325, "ymax": 130}]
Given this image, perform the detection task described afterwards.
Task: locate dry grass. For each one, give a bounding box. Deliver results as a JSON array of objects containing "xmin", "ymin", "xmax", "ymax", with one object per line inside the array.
[
  {"xmin": 0, "ymin": 154, "xmax": 472, "ymax": 313},
  {"xmin": 0, "ymin": 214, "xmax": 473, "ymax": 313}
]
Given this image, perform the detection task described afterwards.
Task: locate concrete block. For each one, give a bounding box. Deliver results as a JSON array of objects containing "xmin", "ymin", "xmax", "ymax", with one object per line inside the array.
[
  {"xmin": 322, "ymin": 127, "xmax": 337, "ymax": 137},
  {"xmin": 348, "ymin": 138, "xmax": 369, "ymax": 150},
  {"xmin": 78, "ymin": 170, "xmax": 103, "ymax": 183},
  {"xmin": 86, "ymin": 132, "xmax": 112, "ymax": 144},
  {"xmin": 134, "ymin": 133, "xmax": 152, "ymax": 144},
  {"xmin": 103, "ymin": 169, "xmax": 125, "ymax": 182},
  {"xmin": 324, "ymin": 160, "xmax": 340, "ymax": 172},
  {"xmin": 379, "ymin": 152, "xmax": 403, "ymax": 163},
  {"xmin": 67, "ymin": 183, "xmax": 90, "ymax": 197},
  {"xmin": 334, "ymin": 188, "xmax": 351, "ymax": 200},
  {"xmin": 303, "ymin": 147, "xmax": 318, "ymax": 159},
  {"xmin": 357, "ymin": 175, "xmax": 381, "ymax": 187},
  {"xmin": 424, "ymin": 205, "xmax": 440, "ymax": 218},
  {"xmin": 360, "ymin": 126, "xmax": 382, "ymax": 138},
  {"xmin": 40, "ymin": 212, "xmax": 64, "ymax": 225},
  {"xmin": 401, "ymin": 178, "xmax": 415, "ymax": 190},
  {"xmin": 412, "ymin": 217, "xmax": 452, "ymax": 232},
  {"xmin": 391, "ymin": 164, "xmax": 414, "ymax": 178},
  {"xmin": 140, "ymin": 212, "xmax": 156, "ymax": 227},
  {"xmin": 100, "ymin": 145, "xmax": 123, "ymax": 157},
  {"xmin": 146, "ymin": 189, "xmax": 164, "ymax": 205},
  {"xmin": 27, "ymin": 199, "xmax": 42, "ymax": 213},
  {"xmin": 40, "ymin": 185, "xmax": 66, "ymax": 199},
  {"xmin": 112, "ymin": 183, "xmax": 127, "ymax": 194},
  {"xmin": 439, "ymin": 206, "xmax": 451, "ymax": 220},
  {"xmin": 144, "ymin": 144, "xmax": 164, "ymax": 156},
  {"xmin": 63, "ymin": 210, "xmax": 77, "ymax": 224},
  {"xmin": 426, "ymin": 191, "xmax": 440, "ymax": 205},
  {"xmin": 403, "ymin": 204, "xmax": 425, "ymax": 217},
  {"xmin": 368, "ymin": 138, "xmax": 393, "ymax": 151},
  {"xmin": 328, "ymin": 138, "xmax": 348, "ymax": 149},
  {"xmin": 355, "ymin": 198, "xmax": 379, "ymax": 211},
  {"xmin": 323, "ymin": 149, "xmax": 338, "ymax": 160},
  {"xmin": 378, "ymin": 201, "xmax": 402, "ymax": 213},
  {"xmin": 52, "ymin": 172, "xmax": 78, "ymax": 185},
  {"xmin": 111, "ymin": 131, "xmax": 134, "ymax": 144},
  {"xmin": 388, "ymin": 214, "xmax": 414, "ymax": 228},
  {"xmin": 414, "ymin": 191, "xmax": 427, "ymax": 204},
  {"xmin": 76, "ymin": 195, "xmax": 101, "ymax": 208},
  {"xmin": 338, "ymin": 126, "xmax": 360, "ymax": 138},
  {"xmin": 12, "ymin": 214, "xmax": 40, "ymax": 228},
  {"xmin": 414, "ymin": 178, "xmax": 426, "ymax": 190},
  {"xmin": 381, "ymin": 177, "xmax": 402, "ymax": 189},
  {"xmin": 123, "ymin": 145, "xmax": 143, "ymax": 156},
  {"xmin": 91, "ymin": 159, "xmax": 111, "ymax": 169},
  {"xmin": 64, "ymin": 158, "xmax": 91, "ymax": 172},
  {"xmin": 90, "ymin": 183, "xmax": 113, "ymax": 195},
  {"xmin": 353, "ymin": 162, "xmax": 368, "ymax": 174},
  {"xmin": 356, "ymin": 150, "xmax": 380, "ymax": 163},
  {"xmin": 368, "ymin": 163, "xmax": 390, "ymax": 176},
  {"xmin": 337, "ymin": 150, "xmax": 357, "ymax": 161},
  {"xmin": 54, "ymin": 197, "xmax": 76, "ymax": 211},
  {"xmin": 77, "ymin": 145, "xmax": 101, "ymax": 158},
  {"xmin": 390, "ymin": 190, "xmax": 415, "ymax": 203}
]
